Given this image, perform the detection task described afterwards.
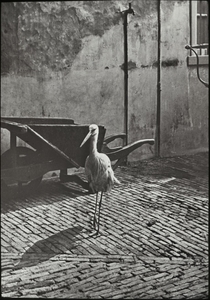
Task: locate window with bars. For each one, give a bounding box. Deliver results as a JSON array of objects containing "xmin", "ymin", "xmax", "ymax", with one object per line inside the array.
[
  {"xmin": 196, "ymin": 0, "xmax": 208, "ymax": 50},
  {"xmin": 188, "ymin": 0, "xmax": 209, "ymax": 65}
]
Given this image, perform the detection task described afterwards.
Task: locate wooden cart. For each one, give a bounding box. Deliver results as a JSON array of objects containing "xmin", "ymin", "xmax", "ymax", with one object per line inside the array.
[{"xmin": 1, "ymin": 117, "xmax": 154, "ymax": 191}]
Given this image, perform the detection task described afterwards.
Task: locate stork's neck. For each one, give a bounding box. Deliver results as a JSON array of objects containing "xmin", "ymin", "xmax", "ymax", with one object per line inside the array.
[{"xmin": 90, "ymin": 134, "xmax": 98, "ymax": 155}]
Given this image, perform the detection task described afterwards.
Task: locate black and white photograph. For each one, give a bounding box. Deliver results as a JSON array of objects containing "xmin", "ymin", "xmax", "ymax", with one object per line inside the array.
[{"xmin": 1, "ymin": 0, "xmax": 208, "ymax": 298}]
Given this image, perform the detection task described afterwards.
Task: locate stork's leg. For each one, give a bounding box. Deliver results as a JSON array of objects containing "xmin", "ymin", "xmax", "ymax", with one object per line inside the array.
[
  {"xmin": 96, "ymin": 192, "xmax": 103, "ymax": 235},
  {"xmin": 93, "ymin": 192, "xmax": 98, "ymax": 229}
]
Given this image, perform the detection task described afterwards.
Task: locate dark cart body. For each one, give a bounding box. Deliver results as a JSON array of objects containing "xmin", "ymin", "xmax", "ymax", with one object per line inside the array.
[{"xmin": 1, "ymin": 117, "xmax": 154, "ymax": 191}]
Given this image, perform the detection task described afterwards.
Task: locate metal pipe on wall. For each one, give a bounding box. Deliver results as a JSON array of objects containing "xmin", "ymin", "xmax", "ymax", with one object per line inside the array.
[
  {"xmin": 122, "ymin": 3, "xmax": 134, "ymax": 146},
  {"xmin": 156, "ymin": 0, "xmax": 161, "ymax": 157}
]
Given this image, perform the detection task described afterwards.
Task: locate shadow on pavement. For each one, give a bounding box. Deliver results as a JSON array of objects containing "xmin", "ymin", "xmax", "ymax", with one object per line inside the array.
[
  {"xmin": 13, "ymin": 225, "xmax": 84, "ymax": 270},
  {"xmin": 1, "ymin": 179, "xmax": 89, "ymax": 214},
  {"xmin": 125, "ymin": 152, "xmax": 208, "ymax": 179}
]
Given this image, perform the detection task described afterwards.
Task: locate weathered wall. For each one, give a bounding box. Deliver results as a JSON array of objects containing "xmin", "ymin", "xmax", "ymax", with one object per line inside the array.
[
  {"xmin": 160, "ymin": 0, "xmax": 208, "ymax": 157},
  {"xmin": 127, "ymin": 0, "xmax": 157, "ymax": 161},
  {"xmin": 1, "ymin": 0, "xmax": 157, "ymax": 160},
  {"xmin": 1, "ymin": 1, "xmax": 209, "ymax": 160},
  {"xmin": 1, "ymin": 1, "xmax": 125, "ymax": 154}
]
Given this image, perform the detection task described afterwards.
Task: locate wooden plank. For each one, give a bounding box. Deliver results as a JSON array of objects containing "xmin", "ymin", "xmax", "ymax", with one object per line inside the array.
[
  {"xmin": 27, "ymin": 126, "xmax": 80, "ymax": 168},
  {"xmin": 1, "ymin": 120, "xmax": 80, "ymax": 168},
  {"xmin": 26, "ymin": 124, "xmax": 106, "ymax": 168},
  {"xmin": 1, "ymin": 120, "xmax": 28, "ymax": 134},
  {"xmin": 2, "ymin": 120, "xmax": 106, "ymax": 168},
  {"xmin": 107, "ymin": 139, "xmax": 155, "ymax": 162},
  {"xmin": 1, "ymin": 160, "xmax": 71, "ymax": 183},
  {"xmin": 1, "ymin": 117, "xmax": 75, "ymax": 125}
]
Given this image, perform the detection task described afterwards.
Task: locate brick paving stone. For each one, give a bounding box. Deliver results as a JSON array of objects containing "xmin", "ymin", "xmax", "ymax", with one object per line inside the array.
[
  {"xmin": 118, "ymin": 275, "xmax": 142, "ymax": 286},
  {"xmin": 74, "ymin": 244, "xmax": 92, "ymax": 255},
  {"xmin": 179, "ymin": 267, "xmax": 206, "ymax": 278},
  {"xmin": 53, "ymin": 273, "xmax": 80, "ymax": 284},
  {"xmin": 128, "ymin": 283, "xmax": 156, "ymax": 296},
  {"xmin": 101, "ymin": 237, "xmax": 126, "ymax": 255},
  {"xmin": 167, "ymin": 281, "xmax": 197, "ymax": 293},
  {"xmin": 187, "ymin": 293, "xmax": 207, "ymax": 299},
  {"xmin": 75, "ymin": 268, "xmax": 106, "ymax": 282},
  {"xmin": 92, "ymin": 268, "xmax": 119, "ymax": 280},
  {"xmin": 84, "ymin": 281, "xmax": 112, "ymax": 293},
  {"xmin": 131, "ymin": 266, "xmax": 151, "ymax": 276},
  {"xmin": 174, "ymin": 275, "xmax": 208, "ymax": 287},
  {"xmin": 49, "ymin": 254, "xmax": 85, "ymax": 262},
  {"xmin": 9, "ymin": 278, "xmax": 55, "ymax": 293},
  {"xmin": 155, "ymin": 276, "xmax": 181, "ymax": 289},
  {"xmin": 1, "ymin": 152, "xmax": 208, "ymax": 298},
  {"xmin": 143, "ymin": 271, "xmax": 169, "ymax": 282},
  {"xmin": 1, "ymin": 291, "xmax": 22, "ymax": 298},
  {"xmin": 184, "ymin": 232, "xmax": 207, "ymax": 248},
  {"xmin": 175, "ymin": 235, "xmax": 207, "ymax": 253},
  {"xmin": 35, "ymin": 271, "xmax": 68, "ymax": 283},
  {"xmin": 105, "ymin": 286, "xmax": 131, "ymax": 298},
  {"xmin": 86, "ymin": 241, "xmax": 109, "ymax": 255},
  {"xmin": 120, "ymin": 267, "xmax": 149, "ymax": 279},
  {"xmin": 10, "ymin": 236, "xmax": 27, "ymax": 249},
  {"xmin": 188, "ymin": 281, "xmax": 208, "ymax": 291},
  {"xmin": 187, "ymin": 282, "xmax": 208, "ymax": 296},
  {"xmin": 75, "ymin": 262, "xmax": 91, "ymax": 273},
  {"xmin": 145, "ymin": 288, "xmax": 169, "ymax": 298},
  {"xmin": 169, "ymin": 288, "xmax": 193, "ymax": 298},
  {"xmin": 14, "ymin": 224, "xmax": 32, "ymax": 235},
  {"xmin": 19, "ymin": 285, "xmax": 53, "ymax": 296},
  {"xmin": 103, "ymin": 229, "xmax": 137, "ymax": 254}
]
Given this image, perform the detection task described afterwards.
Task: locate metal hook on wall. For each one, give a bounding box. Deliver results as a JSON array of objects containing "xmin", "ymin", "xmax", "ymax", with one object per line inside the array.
[{"xmin": 185, "ymin": 44, "xmax": 209, "ymax": 88}]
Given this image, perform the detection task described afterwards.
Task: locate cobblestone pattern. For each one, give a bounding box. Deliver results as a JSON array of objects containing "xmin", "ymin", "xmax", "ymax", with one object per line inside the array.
[{"xmin": 1, "ymin": 152, "xmax": 208, "ymax": 298}]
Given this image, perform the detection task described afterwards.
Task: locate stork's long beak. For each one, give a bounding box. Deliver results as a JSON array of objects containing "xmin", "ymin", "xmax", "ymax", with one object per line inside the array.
[{"xmin": 80, "ymin": 131, "xmax": 91, "ymax": 147}]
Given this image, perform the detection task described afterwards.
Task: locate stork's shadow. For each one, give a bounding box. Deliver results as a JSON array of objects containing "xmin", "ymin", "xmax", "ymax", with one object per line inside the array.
[{"xmin": 14, "ymin": 225, "xmax": 84, "ymax": 270}]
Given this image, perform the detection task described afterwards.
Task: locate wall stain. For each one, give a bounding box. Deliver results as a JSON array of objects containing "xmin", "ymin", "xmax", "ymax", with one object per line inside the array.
[
  {"xmin": 41, "ymin": 106, "xmax": 45, "ymax": 117},
  {"xmin": 141, "ymin": 64, "xmax": 150, "ymax": 68},
  {"xmin": 151, "ymin": 58, "xmax": 179, "ymax": 68},
  {"xmin": 152, "ymin": 61, "xmax": 158, "ymax": 68},
  {"xmin": 162, "ymin": 58, "xmax": 179, "ymax": 67},
  {"xmin": 120, "ymin": 60, "xmax": 137, "ymax": 71}
]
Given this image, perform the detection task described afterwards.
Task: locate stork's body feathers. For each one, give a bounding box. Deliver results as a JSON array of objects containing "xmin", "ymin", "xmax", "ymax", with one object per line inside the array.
[
  {"xmin": 80, "ymin": 124, "xmax": 120, "ymax": 234},
  {"xmin": 85, "ymin": 152, "xmax": 120, "ymax": 193}
]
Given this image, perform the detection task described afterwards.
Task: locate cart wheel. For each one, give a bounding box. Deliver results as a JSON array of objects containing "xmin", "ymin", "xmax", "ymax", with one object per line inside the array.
[{"xmin": 1, "ymin": 147, "xmax": 43, "ymax": 190}]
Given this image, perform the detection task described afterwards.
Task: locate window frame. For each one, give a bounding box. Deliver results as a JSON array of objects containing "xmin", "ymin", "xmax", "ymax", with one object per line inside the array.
[{"xmin": 187, "ymin": 0, "xmax": 209, "ymax": 66}]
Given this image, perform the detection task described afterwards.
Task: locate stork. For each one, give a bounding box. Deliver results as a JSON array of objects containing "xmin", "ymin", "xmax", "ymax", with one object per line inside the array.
[{"xmin": 80, "ymin": 124, "xmax": 120, "ymax": 234}]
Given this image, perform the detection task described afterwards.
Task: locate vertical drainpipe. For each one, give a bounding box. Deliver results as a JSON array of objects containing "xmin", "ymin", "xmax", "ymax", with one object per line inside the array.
[
  {"xmin": 189, "ymin": 0, "xmax": 192, "ymax": 56},
  {"xmin": 156, "ymin": 0, "xmax": 161, "ymax": 157},
  {"xmin": 122, "ymin": 3, "xmax": 134, "ymax": 146}
]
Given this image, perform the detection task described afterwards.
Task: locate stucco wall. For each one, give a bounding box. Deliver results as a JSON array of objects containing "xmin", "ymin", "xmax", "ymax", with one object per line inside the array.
[
  {"xmin": 127, "ymin": 0, "xmax": 158, "ymax": 161},
  {"xmin": 1, "ymin": 1, "xmax": 208, "ymax": 161},
  {"xmin": 1, "ymin": 1, "xmax": 125, "ymax": 154},
  {"xmin": 160, "ymin": 0, "xmax": 208, "ymax": 157}
]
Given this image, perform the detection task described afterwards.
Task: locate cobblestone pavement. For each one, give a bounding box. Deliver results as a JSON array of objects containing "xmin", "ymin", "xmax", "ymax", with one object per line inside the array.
[{"xmin": 1, "ymin": 152, "xmax": 208, "ymax": 298}]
